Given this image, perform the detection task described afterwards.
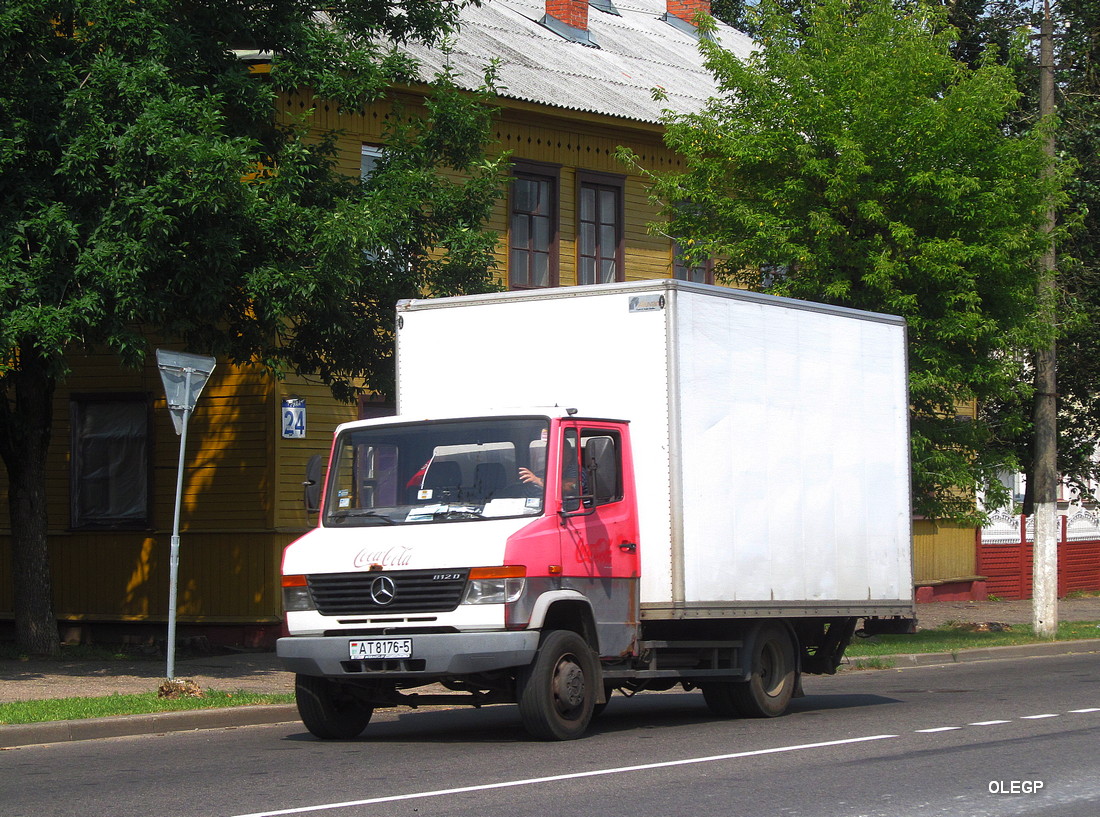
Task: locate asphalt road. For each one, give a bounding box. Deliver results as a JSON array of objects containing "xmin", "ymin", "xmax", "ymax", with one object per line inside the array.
[{"xmin": 2, "ymin": 653, "xmax": 1098, "ymax": 817}]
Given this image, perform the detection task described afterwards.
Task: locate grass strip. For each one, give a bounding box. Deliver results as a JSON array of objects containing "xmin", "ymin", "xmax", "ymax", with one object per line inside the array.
[
  {"xmin": 0, "ymin": 689, "xmax": 294, "ymax": 725},
  {"xmin": 846, "ymin": 620, "xmax": 1100, "ymax": 657}
]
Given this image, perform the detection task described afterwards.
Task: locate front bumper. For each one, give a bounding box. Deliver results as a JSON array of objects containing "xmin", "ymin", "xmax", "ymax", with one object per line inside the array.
[{"xmin": 277, "ymin": 630, "xmax": 540, "ymax": 679}]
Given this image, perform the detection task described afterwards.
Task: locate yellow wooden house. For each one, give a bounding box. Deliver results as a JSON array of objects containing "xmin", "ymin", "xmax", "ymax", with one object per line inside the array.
[{"xmin": 0, "ymin": 0, "xmax": 978, "ymax": 648}]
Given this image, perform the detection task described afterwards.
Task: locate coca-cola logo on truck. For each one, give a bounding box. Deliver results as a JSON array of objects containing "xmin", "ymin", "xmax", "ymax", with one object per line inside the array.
[{"xmin": 353, "ymin": 546, "xmax": 414, "ymax": 569}]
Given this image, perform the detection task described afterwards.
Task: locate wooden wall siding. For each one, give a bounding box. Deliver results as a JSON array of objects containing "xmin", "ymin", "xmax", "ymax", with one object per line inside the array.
[
  {"xmin": 281, "ymin": 88, "xmax": 685, "ymax": 288},
  {"xmin": 913, "ymin": 519, "xmax": 978, "ymax": 585},
  {"xmin": 273, "ymin": 373, "xmax": 360, "ymax": 532},
  {"xmin": 489, "ymin": 111, "xmax": 681, "ymax": 286},
  {"xmin": 0, "ymin": 532, "xmax": 294, "ymax": 621},
  {"xmin": 164, "ymin": 378, "xmax": 272, "ymax": 530},
  {"xmin": 0, "ymin": 348, "xmax": 287, "ymax": 621},
  {"xmin": 0, "ymin": 348, "xmax": 276, "ymax": 536}
]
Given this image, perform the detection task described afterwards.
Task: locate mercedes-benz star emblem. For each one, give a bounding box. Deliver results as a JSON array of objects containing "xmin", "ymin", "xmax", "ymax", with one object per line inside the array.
[{"xmin": 369, "ymin": 575, "xmax": 397, "ymax": 606}]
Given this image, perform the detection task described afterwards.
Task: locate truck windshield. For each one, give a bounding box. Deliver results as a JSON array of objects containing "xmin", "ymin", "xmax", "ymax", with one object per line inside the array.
[{"xmin": 324, "ymin": 417, "xmax": 549, "ymax": 526}]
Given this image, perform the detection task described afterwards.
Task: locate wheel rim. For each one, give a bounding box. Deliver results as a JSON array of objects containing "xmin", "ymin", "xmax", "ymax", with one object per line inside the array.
[
  {"xmin": 551, "ymin": 653, "xmax": 587, "ymax": 720},
  {"xmin": 759, "ymin": 640, "xmax": 788, "ymax": 699}
]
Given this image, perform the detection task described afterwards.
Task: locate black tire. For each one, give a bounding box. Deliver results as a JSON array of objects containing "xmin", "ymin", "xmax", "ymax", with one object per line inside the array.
[
  {"xmin": 729, "ymin": 623, "xmax": 797, "ymax": 718},
  {"xmin": 517, "ymin": 630, "xmax": 597, "ymax": 740},
  {"xmin": 700, "ymin": 682, "xmax": 741, "ymax": 717},
  {"xmin": 295, "ymin": 674, "xmax": 373, "ymax": 739},
  {"xmin": 591, "ymin": 684, "xmax": 615, "ymax": 718}
]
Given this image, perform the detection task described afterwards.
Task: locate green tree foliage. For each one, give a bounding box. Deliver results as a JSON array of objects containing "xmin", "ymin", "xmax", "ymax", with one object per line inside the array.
[
  {"xmin": 635, "ymin": 0, "xmax": 1067, "ymax": 522},
  {"xmin": 945, "ymin": 0, "xmax": 1100, "ymax": 500},
  {"xmin": 1051, "ymin": 0, "xmax": 1100, "ymax": 496},
  {"xmin": 0, "ymin": 0, "xmax": 506, "ymax": 654},
  {"xmin": 946, "ymin": 0, "xmax": 1038, "ymax": 70}
]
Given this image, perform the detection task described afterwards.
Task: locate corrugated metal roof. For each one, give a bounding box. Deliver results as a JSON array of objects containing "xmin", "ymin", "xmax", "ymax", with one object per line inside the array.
[{"xmin": 406, "ymin": 0, "xmax": 753, "ymax": 124}]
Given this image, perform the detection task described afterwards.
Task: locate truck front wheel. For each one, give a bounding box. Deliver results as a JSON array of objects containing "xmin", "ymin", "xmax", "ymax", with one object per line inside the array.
[
  {"xmin": 730, "ymin": 622, "xmax": 797, "ymax": 718},
  {"xmin": 295, "ymin": 674, "xmax": 373, "ymax": 739},
  {"xmin": 517, "ymin": 630, "xmax": 597, "ymax": 741}
]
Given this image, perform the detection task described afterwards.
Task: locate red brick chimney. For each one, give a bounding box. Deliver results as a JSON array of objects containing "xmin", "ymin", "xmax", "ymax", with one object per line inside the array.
[
  {"xmin": 666, "ymin": 0, "xmax": 710, "ymax": 25},
  {"xmin": 545, "ymin": 0, "xmax": 589, "ymax": 30}
]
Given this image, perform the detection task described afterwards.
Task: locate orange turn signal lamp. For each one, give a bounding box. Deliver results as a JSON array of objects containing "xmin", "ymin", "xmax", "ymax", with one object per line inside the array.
[{"xmin": 468, "ymin": 566, "xmax": 526, "ymax": 580}]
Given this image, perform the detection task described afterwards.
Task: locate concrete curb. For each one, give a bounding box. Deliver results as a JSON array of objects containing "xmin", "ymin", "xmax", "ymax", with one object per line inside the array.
[
  {"xmin": 0, "ymin": 704, "xmax": 299, "ymax": 749},
  {"xmin": 844, "ymin": 638, "xmax": 1100, "ymax": 670},
  {"xmin": 4, "ymin": 641, "xmax": 1100, "ymax": 749}
]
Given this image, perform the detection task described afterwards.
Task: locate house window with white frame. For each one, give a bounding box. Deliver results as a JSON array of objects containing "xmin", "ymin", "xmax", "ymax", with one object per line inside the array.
[{"xmin": 361, "ymin": 144, "xmax": 383, "ymax": 180}]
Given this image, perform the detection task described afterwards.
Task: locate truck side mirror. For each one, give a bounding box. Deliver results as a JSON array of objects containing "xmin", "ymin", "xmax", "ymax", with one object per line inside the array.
[
  {"xmin": 560, "ymin": 437, "xmax": 617, "ymax": 519},
  {"xmin": 583, "ymin": 437, "xmax": 618, "ymax": 504},
  {"xmin": 303, "ymin": 454, "xmax": 323, "ymax": 515}
]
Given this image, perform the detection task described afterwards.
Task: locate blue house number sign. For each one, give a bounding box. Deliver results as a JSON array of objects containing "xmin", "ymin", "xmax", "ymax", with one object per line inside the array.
[{"xmin": 282, "ymin": 398, "xmax": 306, "ymax": 439}]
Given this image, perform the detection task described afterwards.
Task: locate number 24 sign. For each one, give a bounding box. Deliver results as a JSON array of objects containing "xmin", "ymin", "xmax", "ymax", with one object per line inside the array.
[{"xmin": 282, "ymin": 398, "xmax": 306, "ymax": 439}]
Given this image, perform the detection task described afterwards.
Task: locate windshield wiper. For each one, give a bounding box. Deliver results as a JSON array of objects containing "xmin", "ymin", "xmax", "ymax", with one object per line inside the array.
[
  {"xmin": 329, "ymin": 510, "xmax": 398, "ymax": 525},
  {"xmin": 432, "ymin": 508, "xmax": 486, "ymax": 520}
]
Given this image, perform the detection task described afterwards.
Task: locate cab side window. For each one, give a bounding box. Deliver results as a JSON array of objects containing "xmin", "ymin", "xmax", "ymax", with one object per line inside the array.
[{"xmin": 581, "ymin": 429, "xmax": 622, "ymax": 506}]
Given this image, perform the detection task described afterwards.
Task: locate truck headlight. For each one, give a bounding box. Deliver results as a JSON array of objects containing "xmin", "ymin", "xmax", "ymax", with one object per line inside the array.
[
  {"xmin": 282, "ymin": 574, "xmax": 316, "ymax": 612},
  {"xmin": 461, "ymin": 566, "xmax": 526, "ymax": 605}
]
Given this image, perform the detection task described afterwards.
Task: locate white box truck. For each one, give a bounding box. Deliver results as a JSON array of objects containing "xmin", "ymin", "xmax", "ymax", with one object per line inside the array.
[{"xmin": 278, "ymin": 280, "xmax": 914, "ymax": 740}]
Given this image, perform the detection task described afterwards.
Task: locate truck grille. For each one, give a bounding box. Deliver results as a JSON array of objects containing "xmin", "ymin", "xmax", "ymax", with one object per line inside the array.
[{"xmin": 307, "ymin": 569, "xmax": 469, "ymax": 616}]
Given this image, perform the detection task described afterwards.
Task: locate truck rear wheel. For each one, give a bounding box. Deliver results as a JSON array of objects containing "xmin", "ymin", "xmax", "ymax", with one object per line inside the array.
[
  {"xmin": 700, "ymin": 682, "xmax": 741, "ymax": 716},
  {"xmin": 730, "ymin": 623, "xmax": 797, "ymax": 718},
  {"xmin": 517, "ymin": 630, "xmax": 597, "ymax": 741},
  {"xmin": 295, "ymin": 674, "xmax": 373, "ymax": 739}
]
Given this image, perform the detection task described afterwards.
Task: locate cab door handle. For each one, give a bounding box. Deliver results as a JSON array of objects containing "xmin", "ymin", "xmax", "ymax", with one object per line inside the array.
[{"xmin": 619, "ymin": 542, "xmax": 637, "ymax": 553}]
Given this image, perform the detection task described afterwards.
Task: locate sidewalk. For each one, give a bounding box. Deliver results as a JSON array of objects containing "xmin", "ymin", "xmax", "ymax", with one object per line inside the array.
[
  {"xmin": 0, "ymin": 649, "xmax": 293, "ymax": 704},
  {"xmin": 909, "ymin": 595, "xmax": 1100, "ymax": 630},
  {"xmin": 2, "ymin": 597, "xmax": 1099, "ymax": 748}
]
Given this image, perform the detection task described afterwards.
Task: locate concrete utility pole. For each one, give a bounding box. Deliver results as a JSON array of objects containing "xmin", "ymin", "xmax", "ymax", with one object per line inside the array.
[{"xmin": 1032, "ymin": 0, "xmax": 1059, "ymax": 638}]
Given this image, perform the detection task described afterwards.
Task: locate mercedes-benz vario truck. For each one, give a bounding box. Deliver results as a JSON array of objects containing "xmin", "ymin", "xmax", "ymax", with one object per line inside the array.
[{"xmin": 278, "ymin": 280, "xmax": 914, "ymax": 740}]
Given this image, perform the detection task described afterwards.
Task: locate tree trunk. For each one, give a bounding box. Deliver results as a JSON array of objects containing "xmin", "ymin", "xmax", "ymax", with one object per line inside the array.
[{"xmin": 0, "ymin": 344, "xmax": 60, "ymax": 656}]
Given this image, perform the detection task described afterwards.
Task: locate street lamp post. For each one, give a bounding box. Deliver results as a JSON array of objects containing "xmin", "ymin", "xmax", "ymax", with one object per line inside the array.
[{"xmin": 156, "ymin": 349, "xmax": 216, "ymax": 680}]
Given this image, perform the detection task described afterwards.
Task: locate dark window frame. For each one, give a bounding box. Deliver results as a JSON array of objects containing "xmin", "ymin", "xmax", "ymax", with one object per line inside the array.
[
  {"xmin": 509, "ymin": 160, "xmax": 561, "ymax": 290},
  {"xmin": 69, "ymin": 393, "xmax": 154, "ymax": 530},
  {"xmin": 576, "ymin": 170, "xmax": 625, "ymax": 286},
  {"xmin": 672, "ymin": 240, "xmax": 714, "ymax": 285}
]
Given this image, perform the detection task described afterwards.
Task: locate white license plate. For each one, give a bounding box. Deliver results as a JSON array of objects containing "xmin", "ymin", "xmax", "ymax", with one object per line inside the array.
[{"xmin": 348, "ymin": 638, "xmax": 413, "ymax": 660}]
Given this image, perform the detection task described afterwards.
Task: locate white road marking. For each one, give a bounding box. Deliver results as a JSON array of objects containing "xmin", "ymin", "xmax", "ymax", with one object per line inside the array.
[
  {"xmin": 915, "ymin": 726, "xmax": 961, "ymax": 733},
  {"xmin": 229, "ymin": 734, "xmax": 899, "ymax": 817},
  {"xmin": 1021, "ymin": 713, "xmax": 1059, "ymax": 719},
  {"xmin": 969, "ymin": 720, "xmax": 1011, "ymax": 725},
  {"xmin": 1070, "ymin": 707, "xmax": 1100, "ymax": 713}
]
